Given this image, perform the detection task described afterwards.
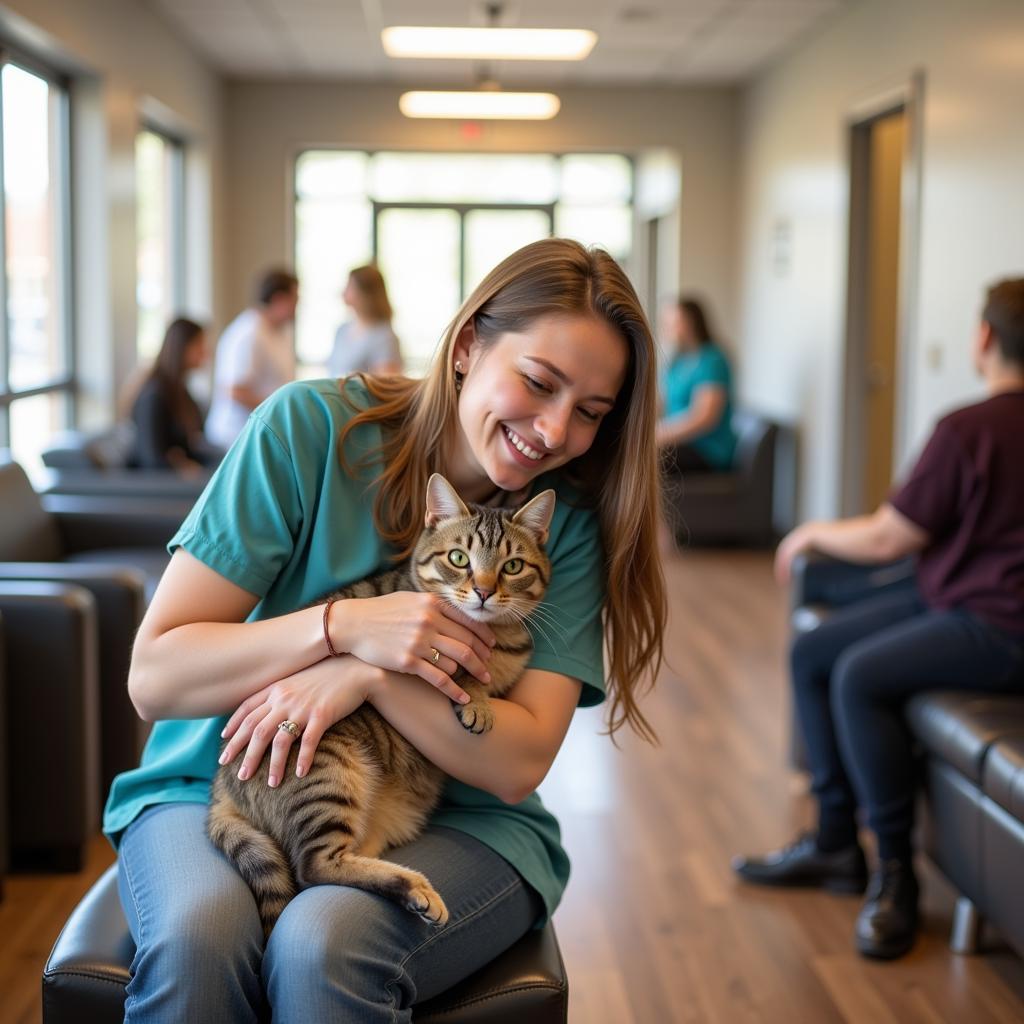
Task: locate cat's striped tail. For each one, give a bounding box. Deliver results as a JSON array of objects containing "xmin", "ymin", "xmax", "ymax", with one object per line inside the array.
[{"xmin": 207, "ymin": 786, "xmax": 295, "ymax": 938}]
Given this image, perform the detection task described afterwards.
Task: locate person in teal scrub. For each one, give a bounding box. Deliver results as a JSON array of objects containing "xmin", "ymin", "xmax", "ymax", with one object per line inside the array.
[
  {"xmin": 106, "ymin": 238, "xmax": 667, "ymax": 1023},
  {"xmin": 655, "ymin": 296, "xmax": 737, "ymax": 472}
]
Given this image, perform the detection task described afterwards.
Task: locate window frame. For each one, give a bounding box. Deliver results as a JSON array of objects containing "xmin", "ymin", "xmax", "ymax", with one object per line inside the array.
[
  {"xmin": 0, "ymin": 44, "xmax": 74, "ymax": 447},
  {"xmin": 135, "ymin": 122, "xmax": 187, "ymax": 360},
  {"xmin": 371, "ymin": 199, "xmax": 557, "ymax": 302},
  {"xmin": 290, "ymin": 147, "xmax": 635, "ymax": 373}
]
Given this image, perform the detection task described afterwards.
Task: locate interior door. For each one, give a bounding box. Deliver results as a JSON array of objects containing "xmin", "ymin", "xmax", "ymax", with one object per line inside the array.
[{"xmin": 863, "ymin": 110, "xmax": 905, "ymax": 511}]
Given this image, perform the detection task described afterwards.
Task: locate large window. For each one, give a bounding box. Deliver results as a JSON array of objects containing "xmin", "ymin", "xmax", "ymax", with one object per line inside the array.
[
  {"xmin": 0, "ymin": 56, "xmax": 71, "ymax": 475},
  {"xmin": 136, "ymin": 127, "xmax": 184, "ymax": 360},
  {"xmin": 294, "ymin": 150, "xmax": 633, "ymax": 375}
]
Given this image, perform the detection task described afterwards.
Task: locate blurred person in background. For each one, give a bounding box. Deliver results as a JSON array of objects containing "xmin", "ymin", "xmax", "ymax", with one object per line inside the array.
[
  {"xmin": 128, "ymin": 317, "xmax": 221, "ymax": 475},
  {"xmin": 206, "ymin": 269, "xmax": 299, "ymax": 449},
  {"xmin": 655, "ymin": 296, "xmax": 737, "ymax": 471},
  {"xmin": 328, "ymin": 264, "xmax": 403, "ymax": 377}
]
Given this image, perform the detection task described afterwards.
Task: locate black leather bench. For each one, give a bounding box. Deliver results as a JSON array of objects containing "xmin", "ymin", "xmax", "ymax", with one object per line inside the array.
[
  {"xmin": 908, "ymin": 693, "xmax": 1024, "ymax": 956},
  {"xmin": 43, "ymin": 865, "xmax": 569, "ymax": 1023}
]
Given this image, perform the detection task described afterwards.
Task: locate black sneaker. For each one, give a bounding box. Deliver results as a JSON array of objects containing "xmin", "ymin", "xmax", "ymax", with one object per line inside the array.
[
  {"xmin": 855, "ymin": 859, "xmax": 920, "ymax": 960},
  {"xmin": 732, "ymin": 832, "xmax": 868, "ymax": 893}
]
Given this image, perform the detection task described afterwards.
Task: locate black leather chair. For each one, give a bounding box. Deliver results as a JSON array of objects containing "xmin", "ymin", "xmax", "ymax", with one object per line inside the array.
[
  {"xmin": 43, "ymin": 865, "xmax": 569, "ymax": 1023},
  {"xmin": 0, "ymin": 457, "xmax": 188, "ymax": 598},
  {"xmin": 0, "ymin": 457, "xmax": 189, "ymax": 855},
  {"xmin": 0, "ymin": 609, "xmax": 7, "ymax": 897},
  {"xmin": 789, "ymin": 552, "xmax": 1024, "ymax": 958},
  {"xmin": 670, "ymin": 409, "xmax": 787, "ymax": 547},
  {"xmin": 40, "ymin": 426, "xmax": 215, "ymax": 501},
  {"xmin": 0, "ymin": 580, "xmax": 100, "ymax": 871}
]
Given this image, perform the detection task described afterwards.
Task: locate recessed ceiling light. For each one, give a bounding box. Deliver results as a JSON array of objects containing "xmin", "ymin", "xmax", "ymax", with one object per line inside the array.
[
  {"xmin": 398, "ymin": 91, "xmax": 561, "ymax": 120},
  {"xmin": 382, "ymin": 27, "xmax": 597, "ymax": 61}
]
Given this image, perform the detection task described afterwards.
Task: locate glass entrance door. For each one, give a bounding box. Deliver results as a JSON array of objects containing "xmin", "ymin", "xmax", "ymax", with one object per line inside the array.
[
  {"xmin": 375, "ymin": 207, "xmax": 461, "ymax": 376},
  {"xmin": 463, "ymin": 208, "xmax": 551, "ymax": 297}
]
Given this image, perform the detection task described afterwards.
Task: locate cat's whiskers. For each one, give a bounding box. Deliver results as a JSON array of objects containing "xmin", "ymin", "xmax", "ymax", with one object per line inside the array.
[
  {"xmin": 529, "ymin": 599, "xmax": 586, "ymax": 623},
  {"xmin": 510, "ymin": 596, "xmax": 571, "ymax": 640},
  {"xmin": 505, "ymin": 603, "xmax": 568, "ymax": 653}
]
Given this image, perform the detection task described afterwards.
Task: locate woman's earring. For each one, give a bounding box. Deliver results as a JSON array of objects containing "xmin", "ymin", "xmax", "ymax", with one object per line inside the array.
[{"xmin": 454, "ymin": 360, "xmax": 464, "ymax": 393}]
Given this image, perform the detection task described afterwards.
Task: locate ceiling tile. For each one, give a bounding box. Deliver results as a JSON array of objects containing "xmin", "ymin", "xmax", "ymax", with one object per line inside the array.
[{"xmin": 148, "ymin": 0, "xmax": 860, "ymax": 83}]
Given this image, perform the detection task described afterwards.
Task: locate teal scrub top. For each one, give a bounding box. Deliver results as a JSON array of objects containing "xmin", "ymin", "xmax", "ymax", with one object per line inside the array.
[
  {"xmin": 662, "ymin": 343, "xmax": 738, "ymax": 468},
  {"xmin": 103, "ymin": 377, "xmax": 607, "ymax": 923}
]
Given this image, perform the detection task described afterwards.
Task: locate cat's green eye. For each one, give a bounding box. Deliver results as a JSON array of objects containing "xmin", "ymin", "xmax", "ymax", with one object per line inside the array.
[
  {"xmin": 448, "ymin": 549, "xmax": 469, "ymax": 568},
  {"xmin": 503, "ymin": 558, "xmax": 524, "ymax": 575}
]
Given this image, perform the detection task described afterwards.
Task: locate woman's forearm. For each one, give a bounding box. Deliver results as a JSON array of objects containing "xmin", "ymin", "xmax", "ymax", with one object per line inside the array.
[
  {"xmin": 130, "ymin": 603, "xmax": 328, "ymax": 721},
  {"xmin": 800, "ymin": 513, "xmax": 902, "ymax": 563},
  {"xmin": 658, "ymin": 386, "xmax": 727, "ymax": 448},
  {"xmin": 367, "ymin": 671, "xmax": 554, "ymax": 804},
  {"xmin": 657, "ymin": 411, "xmax": 702, "ymax": 447}
]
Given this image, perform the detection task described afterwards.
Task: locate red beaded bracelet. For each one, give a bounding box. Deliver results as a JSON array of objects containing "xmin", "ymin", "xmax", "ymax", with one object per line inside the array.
[{"xmin": 323, "ymin": 597, "xmax": 341, "ymax": 657}]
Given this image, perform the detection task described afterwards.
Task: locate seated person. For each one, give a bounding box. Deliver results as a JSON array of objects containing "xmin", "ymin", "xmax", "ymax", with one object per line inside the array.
[
  {"xmin": 128, "ymin": 318, "xmax": 221, "ymax": 474},
  {"xmin": 655, "ymin": 297, "xmax": 737, "ymax": 472},
  {"xmin": 328, "ymin": 264, "xmax": 403, "ymax": 377},
  {"xmin": 733, "ymin": 278, "xmax": 1024, "ymax": 961}
]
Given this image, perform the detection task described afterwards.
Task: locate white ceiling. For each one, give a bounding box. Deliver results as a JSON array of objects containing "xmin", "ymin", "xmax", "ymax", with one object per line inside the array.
[{"xmin": 150, "ymin": 0, "xmax": 855, "ymax": 85}]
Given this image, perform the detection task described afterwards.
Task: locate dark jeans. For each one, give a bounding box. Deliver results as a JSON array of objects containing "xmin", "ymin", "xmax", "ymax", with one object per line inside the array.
[{"xmin": 791, "ymin": 583, "xmax": 1024, "ymax": 860}]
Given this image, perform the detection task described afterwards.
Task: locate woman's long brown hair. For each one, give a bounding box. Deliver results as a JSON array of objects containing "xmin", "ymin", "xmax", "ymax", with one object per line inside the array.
[{"xmin": 339, "ymin": 238, "xmax": 667, "ymax": 742}]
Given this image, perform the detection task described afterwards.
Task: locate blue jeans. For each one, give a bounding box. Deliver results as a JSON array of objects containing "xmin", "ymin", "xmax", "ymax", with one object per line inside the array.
[
  {"xmin": 117, "ymin": 803, "xmax": 542, "ymax": 1023},
  {"xmin": 791, "ymin": 584, "xmax": 1024, "ymax": 859}
]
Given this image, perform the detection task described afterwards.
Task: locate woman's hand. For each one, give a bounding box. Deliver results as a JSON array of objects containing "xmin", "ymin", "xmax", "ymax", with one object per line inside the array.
[
  {"xmin": 330, "ymin": 592, "xmax": 496, "ymax": 702},
  {"xmin": 218, "ymin": 655, "xmax": 384, "ymax": 787}
]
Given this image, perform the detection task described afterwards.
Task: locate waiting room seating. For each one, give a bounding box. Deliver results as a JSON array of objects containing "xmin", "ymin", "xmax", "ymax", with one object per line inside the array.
[
  {"xmin": 0, "ymin": 457, "xmax": 187, "ymax": 868},
  {"xmin": 0, "ymin": 579, "xmax": 100, "ymax": 871},
  {"xmin": 43, "ymin": 864, "xmax": 570, "ymax": 1023},
  {"xmin": 790, "ymin": 552, "xmax": 1024, "ymax": 959},
  {"xmin": 670, "ymin": 409, "xmax": 788, "ymax": 547},
  {"xmin": 40, "ymin": 427, "xmax": 214, "ymax": 501},
  {"xmin": 0, "ymin": 611, "xmax": 7, "ymax": 896}
]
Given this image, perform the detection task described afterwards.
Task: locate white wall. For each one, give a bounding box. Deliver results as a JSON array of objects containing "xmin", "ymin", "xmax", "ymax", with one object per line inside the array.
[
  {"xmin": 0, "ymin": 0, "xmax": 224, "ymax": 424},
  {"xmin": 223, "ymin": 80, "xmax": 739, "ymax": 341},
  {"xmin": 737, "ymin": 0, "xmax": 1024, "ymax": 519}
]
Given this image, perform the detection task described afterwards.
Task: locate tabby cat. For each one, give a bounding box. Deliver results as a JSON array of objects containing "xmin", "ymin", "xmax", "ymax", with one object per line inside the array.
[{"xmin": 208, "ymin": 473, "xmax": 555, "ymax": 935}]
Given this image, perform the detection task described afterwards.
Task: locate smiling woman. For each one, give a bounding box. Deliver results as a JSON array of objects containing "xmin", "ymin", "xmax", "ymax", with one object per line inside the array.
[{"xmin": 106, "ymin": 237, "xmax": 666, "ymax": 1022}]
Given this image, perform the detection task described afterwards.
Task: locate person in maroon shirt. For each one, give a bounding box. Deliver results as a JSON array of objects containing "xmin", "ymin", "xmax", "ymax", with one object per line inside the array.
[{"xmin": 733, "ymin": 278, "xmax": 1024, "ymax": 960}]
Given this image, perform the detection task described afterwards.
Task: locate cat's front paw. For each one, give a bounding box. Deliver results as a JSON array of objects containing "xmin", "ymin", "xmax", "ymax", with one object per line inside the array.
[
  {"xmin": 405, "ymin": 879, "xmax": 449, "ymax": 926},
  {"xmin": 455, "ymin": 699, "xmax": 494, "ymax": 734}
]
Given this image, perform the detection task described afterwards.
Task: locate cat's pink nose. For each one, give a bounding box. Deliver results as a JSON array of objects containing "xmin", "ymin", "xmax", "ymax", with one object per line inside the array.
[{"xmin": 473, "ymin": 586, "xmax": 493, "ymax": 605}]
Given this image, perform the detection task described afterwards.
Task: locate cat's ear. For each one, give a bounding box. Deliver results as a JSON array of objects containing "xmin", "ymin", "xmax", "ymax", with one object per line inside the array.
[
  {"xmin": 511, "ymin": 489, "xmax": 556, "ymax": 545},
  {"xmin": 425, "ymin": 473, "xmax": 470, "ymax": 527}
]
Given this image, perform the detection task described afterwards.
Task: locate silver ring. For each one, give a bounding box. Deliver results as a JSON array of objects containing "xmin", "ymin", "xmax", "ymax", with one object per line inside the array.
[
  {"xmin": 429, "ymin": 647, "xmax": 441, "ymax": 665},
  {"xmin": 277, "ymin": 719, "xmax": 301, "ymax": 737}
]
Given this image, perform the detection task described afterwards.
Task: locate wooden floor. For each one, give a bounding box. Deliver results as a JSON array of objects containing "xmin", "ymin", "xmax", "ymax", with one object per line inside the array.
[{"xmin": 2, "ymin": 550, "xmax": 1024, "ymax": 1023}]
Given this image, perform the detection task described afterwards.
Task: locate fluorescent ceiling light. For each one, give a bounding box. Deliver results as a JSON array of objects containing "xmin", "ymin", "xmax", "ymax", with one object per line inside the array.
[
  {"xmin": 383, "ymin": 26, "xmax": 596, "ymax": 61},
  {"xmin": 399, "ymin": 91, "xmax": 561, "ymax": 120}
]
